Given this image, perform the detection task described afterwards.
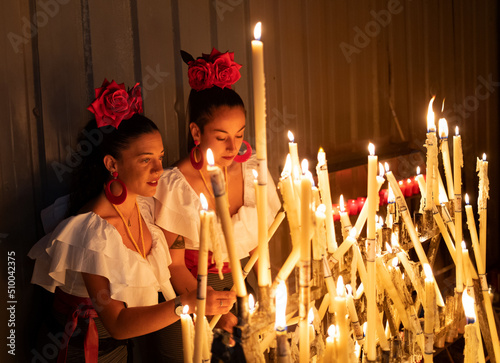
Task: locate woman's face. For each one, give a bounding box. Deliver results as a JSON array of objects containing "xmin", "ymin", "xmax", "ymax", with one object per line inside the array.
[
  {"xmin": 114, "ymin": 131, "xmax": 164, "ymax": 197},
  {"xmin": 196, "ymin": 106, "xmax": 246, "ymax": 168}
]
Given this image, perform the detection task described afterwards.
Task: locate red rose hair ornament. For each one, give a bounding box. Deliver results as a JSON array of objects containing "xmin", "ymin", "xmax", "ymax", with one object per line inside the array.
[
  {"xmin": 181, "ymin": 48, "xmax": 242, "ymax": 91},
  {"xmin": 87, "ymin": 79, "xmax": 143, "ymax": 129}
]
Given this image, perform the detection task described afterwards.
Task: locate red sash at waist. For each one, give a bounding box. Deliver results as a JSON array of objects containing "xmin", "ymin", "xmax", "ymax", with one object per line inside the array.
[
  {"xmin": 184, "ymin": 249, "xmax": 231, "ymax": 278},
  {"xmin": 53, "ymin": 288, "xmax": 99, "ymax": 363}
]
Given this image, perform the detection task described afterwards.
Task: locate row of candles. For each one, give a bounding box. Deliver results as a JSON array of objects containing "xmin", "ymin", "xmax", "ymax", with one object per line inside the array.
[{"xmin": 178, "ymin": 21, "xmax": 498, "ymax": 362}]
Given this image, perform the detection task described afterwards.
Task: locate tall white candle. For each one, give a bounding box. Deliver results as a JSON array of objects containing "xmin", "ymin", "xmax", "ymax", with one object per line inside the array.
[
  {"xmin": 425, "ymin": 96, "xmax": 438, "ymax": 209},
  {"xmin": 477, "ymin": 154, "xmax": 489, "ymax": 268},
  {"xmin": 346, "ymin": 284, "xmax": 364, "ymax": 343},
  {"xmin": 206, "ymin": 149, "xmax": 247, "ymax": 297},
  {"xmin": 181, "ymin": 305, "xmax": 194, "ymax": 363},
  {"xmin": 439, "ymin": 118, "xmax": 454, "ymax": 201},
  {"xmin": 339, "ymin": 194, "xmax": 352, "ymax": 240},
  {"xmin": 334, "ymin": 277, "xmax": 350, "ymax": 362},
  {"xmin": 462, "ymin": 290, "xmax": 479, "ymax": 363},
  {"xmin": 454, "ymin": 126, "xmax": 464, "ymax": 293},
  {"xmin": 317, "ymin": 147, "xmax": 337, "ymax": 252},
  {"xmin": 366, "ymin": 143, "xmax": 378, "ymax": 361}
]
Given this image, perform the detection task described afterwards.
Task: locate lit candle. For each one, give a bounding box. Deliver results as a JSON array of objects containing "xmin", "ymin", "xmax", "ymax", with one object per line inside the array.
[
  {"xmin": 194, "ymin": 194, "xmax": 211, "ymax": 363},
  {"xmin": 477, "ymin": 154, "xmax": 489, "ymax": 269},
  {"xmin": 415, "ymin": 167, "xmax": 426, "ymax": 213},
  {"xmin": 288, "ymin": 131, "xmax": 301, "ymax": 182},
  {"xmin": 425, "ymin": 96, "xmax": 438, "ymax": 209},
  {"xmin": 312, "ymin": 204, "xmax": 327, "ymax": 260},
  {"xmin": 366, "ymin": 142, "xmax": 378, "ymax": 361},
  {"xmin": 324, "ymin": 325, "xmax": 337, "ymax": 363},
  {"xmin": 299, "ymin": 159, "xmax": 312, "ymax": 363},
  {"xmin": 279, "ymin": 155, "xmax": 300, "ymax": 247},
  {"xmin": 423, "ymin": 264, "xmax": 435, "ymax": 363},
  {"xmin": 339, "ymin": 194, "xmax": 352, "ymax": 239},
  {"xmin": 462, "ymin": 290, "xmax": 479, "ymax": 363},
  {"xmin": 307, "ymin": 308, "xmax": 315, "ymax": 343},
  {"xmin": 454, "ymin": 126, "xmax": 464, "ymax": 293},
  {"xmin": 275, "ymin": 281, "xmax": 292, "ymax": 362},
  {"xmin": 353, "ymin": 171, "xmax": 385, "ymax": 238},
  {"xmin": 316, "ymin": 147, "xmax": 337, "ymax": 252},
  {"xmin": 346, "ymin": 284, "xmax": 364, "ymax": 344},
  {"xmin": 334, "ymin": 277, "xmax": 350, "ymax": 362},
  {"xmin": 181, "ymin": 305, "xmax": 194, "ymax": 363},
  {"xmin": 439, "ymin": 118, "xmax": 455, "ymax": 201},
  {"xmin": 207, "ymin": 149, "xmax": 247, "ymax": 297}
]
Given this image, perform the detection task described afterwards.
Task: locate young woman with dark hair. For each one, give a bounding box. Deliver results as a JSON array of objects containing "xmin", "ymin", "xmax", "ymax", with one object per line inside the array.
[{"xmin": 28, "ymin": 80, "xmax": 235, "ymax": 362}]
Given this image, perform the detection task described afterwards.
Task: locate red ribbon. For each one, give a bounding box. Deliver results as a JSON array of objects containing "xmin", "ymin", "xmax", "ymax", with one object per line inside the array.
[{"xmin": 53, "ymin": 288, "xmax": 99, "ymax": 363}]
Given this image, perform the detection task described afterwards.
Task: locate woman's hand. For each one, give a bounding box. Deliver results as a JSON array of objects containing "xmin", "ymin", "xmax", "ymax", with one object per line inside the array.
[{"xmin": 205, "ymin": 287, "xmax": 236, "ymax": 315}]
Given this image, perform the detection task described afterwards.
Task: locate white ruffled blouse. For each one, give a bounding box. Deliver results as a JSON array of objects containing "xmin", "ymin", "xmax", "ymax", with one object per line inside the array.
[
  {"xmin": 150, "ymin": 154, "xmax": 282, "ymax": 260},
  {"xmin": 28, "ymin": 203, "xmax": 176, "ymax": 307}
]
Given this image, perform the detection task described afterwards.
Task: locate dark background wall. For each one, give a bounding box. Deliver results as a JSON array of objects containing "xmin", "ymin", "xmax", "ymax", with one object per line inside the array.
[{"xmin": 1, "ymin": 1, "xmax": 498, "ymax": 361}]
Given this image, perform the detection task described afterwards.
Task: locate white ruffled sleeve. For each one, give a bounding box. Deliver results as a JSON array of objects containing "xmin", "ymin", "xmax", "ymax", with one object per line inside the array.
[{"xmin": 28, "ymin": 212, "xmax": 175, "ymax": 307}]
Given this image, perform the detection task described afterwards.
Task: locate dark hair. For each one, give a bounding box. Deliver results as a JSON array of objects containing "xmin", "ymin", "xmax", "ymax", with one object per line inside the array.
[
  {"xmin": 187, "ymin": 87, "xmax": 245, "ymax": 151},
  {"xmin": 68, "ymin": 114, "xmax": 159, "ymax": 215}
]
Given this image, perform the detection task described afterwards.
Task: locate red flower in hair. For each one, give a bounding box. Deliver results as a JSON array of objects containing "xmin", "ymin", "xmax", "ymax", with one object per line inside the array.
[
  {"xmin": 87, "ymin": 79, "xmax": 143, "ymax": 128},
  {"xmin": 186, "ymin": 48, "xmax": 241, "ymax": 91}
]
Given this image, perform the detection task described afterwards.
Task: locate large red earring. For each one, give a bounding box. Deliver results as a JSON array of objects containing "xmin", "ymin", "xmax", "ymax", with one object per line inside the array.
[
  {"xmin": 190, "ymin": 140, "xmax": 204, "ymax": 170},
  {"xmin": 233, "ymin": 140, "xmax": 252, "ymax": 163},
  {"xmin": 105, "ymin": 172, "xmax": 127, "ymax": 205}
]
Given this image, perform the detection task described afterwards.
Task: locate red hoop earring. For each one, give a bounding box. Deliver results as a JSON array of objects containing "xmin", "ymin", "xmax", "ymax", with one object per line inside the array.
[
  {"xmin": 105, "ymin": 172, "xmax": 127, "ymax": 205},
  {"xmin": 190, "ymin": 140, "xmax": 204, "ymax": 170},
  {"xmin": 233, "ymin": 141, "xmax": 252, "ymax": 163}
]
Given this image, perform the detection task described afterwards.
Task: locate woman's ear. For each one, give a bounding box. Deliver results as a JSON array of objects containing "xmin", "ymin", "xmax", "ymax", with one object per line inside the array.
[
  {"xmin": 103, "ymin": 155, "xmax": 118, "ymax": 175},
  {"xmin": 189, "ymin": 123, "xmax": 201, "ymax": 143}
]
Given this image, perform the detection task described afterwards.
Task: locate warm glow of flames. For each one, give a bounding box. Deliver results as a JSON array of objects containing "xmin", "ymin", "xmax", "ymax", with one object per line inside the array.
[
  {"xmin": 349, "ymin": 227, "xmax": 357, "ymax": 239},
  {"xmin": 252, "ymin": 169, "xmax": 258, "ymax": 180},
  {"xmin": 336, "ymin": 276, "xmax": 345, "ymax": 297},
  {"xmin": 455, "ymin": 126, "xmax": 459, "ymax": 136},
  {"xmin": 385, "ymin": 162, "xmax": 390, "ymax": 172},
  {"xmin": 391, "ymin": 232, "xmax": 400, "ymax": 248},
  {"xmin": 461, "ymin": 241, "xmax": 467, "ymax": 250},
  {"xmin": 318, "ymin": 147, "xmax": 326, "ymax": 165},
  {"xmin": 200, "ymin": 193, "xmax": 208, "ymax": 210},
  {"xmin": 439, "ymin": 118, "xmax": 448, "ymax": 138},
  {"xmin": 301, "ymin": 159, "xmax": 309, "ymax": 173},
  {"xmin": 254, "ymin": 22, "xmax": 262, "ymax": 40},
  {"xmin": 308, "ymin": 308, "xmax": 315, "ymax": 325},
  {"xmin": 206, "ymin": 148, "xmax": 214, "ymax": 166},
  {"xmin": 417, "ymin": 166, "xmax": 421, "ymax": 175},
  {"xmin": 427, "ymin": 96, "xmax": 436, "ymax": 131},
  {"xmin": 368, "ymin": 143, "xmax": 375, "ymax": 156},
  {"xmin": 288, "ymin": 130, "xmax": 294, "ymax": 143},
  {"xmin": 392, "ymin": 257, "xmax": 399, "ymax": 268},
  {"xmin": 399, "ymin": 180, "xmax": 403, "ymax": 187},
  {"xmin": 317, "ymin": 204, "xmax": 326, "ymax": 214},
  {"xmin": 407, "ymin": 178, "xmax": 412, "ymax": 185},
  {"xmin": 379, "ymin": 162, "xmax": 385, "ymax": 177},
  {"xmin": 423, "ymin": 263, "xmax": 433, "ymax": 280},
  {"xmin": 483, "ymin": 153, "xmax": 487, "ymax": 161},
  {"xmin": 327, "ymin": 324, "xmax": 336, "ymax": 338},
  {"xmin": 182, "ymin": 305, "xmax": 189, "ymax": 315},
  {"xmin": 275, "ymin": 281, "xmax": 287, "ymax": 330},
  {"xmin": 339, "ymin": 195, "xmax": 345, "ymax": 212},
  {"xmin": 248, "ymin": 293, "xmax": 255, "ymax": 312},
  {"xmin": 462, "ymin": 289, "xmax": 476, "ymax": 320},
  {"xmin": 465, "ymin": 193, "xmax": 470, "ymax": 205}
]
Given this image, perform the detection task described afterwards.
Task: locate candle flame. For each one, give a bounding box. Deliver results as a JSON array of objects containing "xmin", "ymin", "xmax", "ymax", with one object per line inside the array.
[
  {"xmin": 200, "ymin": 193, "xmax": 208, "ymax": 210},
  {"xmin": 252, "ymin": 169, "xmax": 258, "ymax": 180},
  {"xmin": 402, "ymin": 272, "xmax": 405, "ymax": 280},
  {"xmin": 439, "ymin": 190, "xmax": 448, "ymax": 204},
  {"xmin": 483, "ymin": 153, "xmax": 486, "ymax": 161},
  {"xmin": 287, "ymin": 130, "xmax": 294, "ymax": 142},
  {"xmin": 317, "ymin": 204, "xmax": 326, "ymax": 214},
  {"xmin": 427, "ymin": 96, "xmax": 436, "ymax": 132},
  {"xmin": 308, "ymin": 307, "xmax": 315, "ymax": 325},
  {"xmin": 399, "ymin": 180, "xmax": 403, "ymax": 187},
  {"xmin": 339, "ymin": 195, "xmax": 345, "ymax": 212},
  {"xmin": 318, "ymin": 147, "xmax": 326, "ymax": 165},
  {"xmin": 385, "ymin": 162, "xmax": 390, "ymax": 172},
  {"xmin": 439, "ymin": 118, "xmax": 448, "ymax": 138},
  {"xmin": 392, "ymin": 257, "xmax": 399, "ymax": 268},
  {"xmin": 301, "ymin": 159, "xmax": 309, "ymax": 173},
  {"xmin": 248, "ymin": 293, "xmax": 255, "ymax": 312},
  {"xmin": 465, "ymin": 193, "xmax": 469, "ymax": 205},
  {"xmin": 336, "ymin": 276, "xmax": 345, "ymax": 297},
  {"xmin": 455, "ymin": 126, "xmax": 459, "ymax": 136},
  {"xmin": 253, "ymin": 22, "xmax": 262, "ymax": 40},
  {"xmin": 368, "ymin": 143, "xmax": 375, "ymax": 156},
  {"xmin": 346, "ymin": 284, "xmax": 353, "ymax": 296},
  {"xmin": 441, "ymin": 98, "xmax": 446, "ymax": 112},
  {"xmin": 416, "ymin": 166, "xmax": 421, "ymax": 175},
  {"xmin": 423, "ymin": 263, "xmax": 433, "ymax": 280},
  {"xmin": 461, "ymin": 241, "xmax": 467, "ymax": 250},
  {"xmin": 407, "ymin": 178, "xmax": 412, "ymax": 185},
  {"xmin": 462, "ymin": 289, "xmax": 476, "ymax": 320},
  {"xmin": 356, "ymin": 283, "xmax": 364, "ymax": 299},
  {"xmin": 379, "ymin": 162, "xmax": 385, "ymax": 177},
  {"xmin": 391, "ymin": 232, "xmax": 400, "ymax": 248},
  {"xmin": 275, "ymin": 281, "xmax": 287, "ymax": 330},
  {"xmin": 206, "ymin": 148, "xmax": 214, "ymax": 166},
  {"xmin": 349, "ymin": 227, "xmax": 357, "ymax": 239},
  {"xmin": 327, "ymin": 324, "xmax": 336, "ymax": 338},
  {"xmin": 182, "ymin": 305, "xmax": 189, "ymax": 315},
  {"xmin": 386, "ymin": 242, "xmax": 393, "ymax": 254}
]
